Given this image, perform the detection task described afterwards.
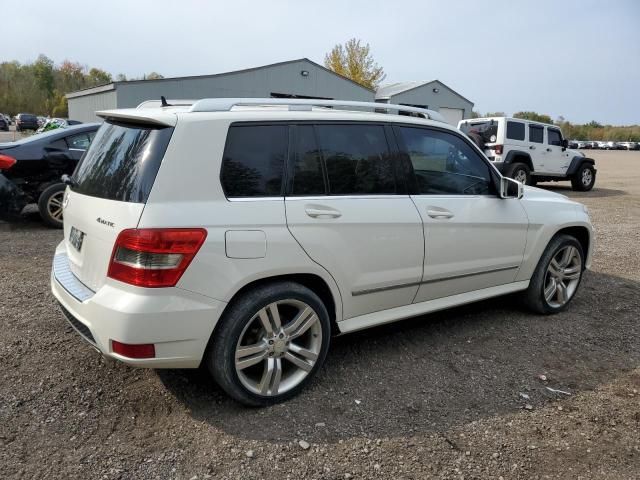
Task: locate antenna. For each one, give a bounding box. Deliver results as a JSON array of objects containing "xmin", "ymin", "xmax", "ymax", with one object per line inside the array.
[{"xmin": 160, "ymin": 96, "xmax": 170, "ymax": 107}]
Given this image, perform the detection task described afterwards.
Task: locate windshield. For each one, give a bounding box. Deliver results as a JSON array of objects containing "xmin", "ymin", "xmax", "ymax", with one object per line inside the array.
[
  {"xmin": 459, "ymin": 120, "xmax": 499, "ymax": 144},
  {"xmin": 70, "ymin": 120, "xmax": 173, "ymax": 203}
]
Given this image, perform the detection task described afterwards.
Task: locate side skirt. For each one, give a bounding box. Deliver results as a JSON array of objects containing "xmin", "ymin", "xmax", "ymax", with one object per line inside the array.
[{"xmin": 337, "ymin": 281, "xmax": 530, "ymax": 334}]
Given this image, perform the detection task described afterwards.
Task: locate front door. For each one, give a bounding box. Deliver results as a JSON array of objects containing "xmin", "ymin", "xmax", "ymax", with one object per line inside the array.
[
  {"xmin": 392, "ymin": 125, "xmax": 529, "ymax": 303},
  {"xmin": 284, "ymin": 124, "xmax": 424, "ymax": 320},
  {"xmin": 544, "ymin": 127, "xmax": 569, "ymax": 174}
]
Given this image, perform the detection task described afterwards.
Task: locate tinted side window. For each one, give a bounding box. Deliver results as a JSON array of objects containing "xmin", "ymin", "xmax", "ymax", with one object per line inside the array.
[
  {"xmin": 506, "ymin": 121, "xmax": 525, "ymax": 140},
  {"xmin": 547, "ymin": 128, "xmax": 562, "ymax": 146},
  {"xmin": 291, "ymin": 125, "xmax": 326, "ymax": 195},
  {"xmin": 221, "ymin": 125, "xmax": 287, "ymax": 197},
  {"xmin": 396, "ymin": 126, "xmax": 494, "ymax": 195},
  {"xmin": 66, "ymin": 133, "xmax": 91, "ymax": 150},
  {"xmin": 529, "ymin": 125, "xmax": 544, "ymax": 143},
  {"xmin": 315, "ymin": 124, "xmax": 395, "ymax": 195},
  {"xmin": 48, "ymin": 138, "xmax": 68, "ymax": 150}
]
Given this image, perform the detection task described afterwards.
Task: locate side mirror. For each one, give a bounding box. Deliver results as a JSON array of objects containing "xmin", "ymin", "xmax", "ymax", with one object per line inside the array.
[
  {"xmin": 499, "ymin": 176, "xmax": 524, "ymax": 199},
  {"xmin": 562, "ymin": 139, "xmax": 568, "ymax": 148}
]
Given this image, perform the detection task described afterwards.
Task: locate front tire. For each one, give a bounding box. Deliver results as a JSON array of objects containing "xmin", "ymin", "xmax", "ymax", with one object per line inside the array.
[
  {"xmin": 571, "ymin": 164, "xmax": 596, "ymax": 191},
  {"xmin": 523, "ymin": 234, "xmax": 584, "ymax": 314},
  {"xmin": 207, "ymin": 281, "xmax": 331, "ymax": 406},
  {"xmin": 505, "ymin": 162, "xmax": 532, "ymax": 185},
  {"xmin": 38, "ymin": 183, "xmax": 66, "ymax": 228}
]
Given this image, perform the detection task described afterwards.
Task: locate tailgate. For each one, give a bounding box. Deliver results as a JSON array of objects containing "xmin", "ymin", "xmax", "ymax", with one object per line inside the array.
[{"xmin": 62, "ymin": 189, "xmax": 144, "ymax": 291}]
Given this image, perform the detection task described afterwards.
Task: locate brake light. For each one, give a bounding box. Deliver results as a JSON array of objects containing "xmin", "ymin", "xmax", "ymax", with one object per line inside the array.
[
  {"xmin": 493, "ymin": 145, "xmax": 504, "ymax": 154},
  {"xmin": 108, "ymin": 228, "xmax": 207, "ymax": 287},
  {"xmin": 0, "ymin": 154, "xmax": 16, "ymax": 170},
  {"xmin": 112, "ymin": 340, "xmax": 155, "ymax": 359}
]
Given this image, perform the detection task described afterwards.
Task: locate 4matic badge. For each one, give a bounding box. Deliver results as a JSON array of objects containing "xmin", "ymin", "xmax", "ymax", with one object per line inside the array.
[{"xmin": 96, "ymin": 217, "xmax": 115, "ymax": 228}]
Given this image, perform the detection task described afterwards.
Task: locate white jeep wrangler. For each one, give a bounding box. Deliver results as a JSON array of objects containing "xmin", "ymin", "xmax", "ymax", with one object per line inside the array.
[{"xmin": 459, "ymin": 117, "xmax": 596, "ymax": 191}]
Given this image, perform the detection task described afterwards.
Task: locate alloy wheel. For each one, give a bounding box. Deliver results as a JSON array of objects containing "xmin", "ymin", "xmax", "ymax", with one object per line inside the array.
[
  {"xmin": 47, "ymin": 191, "xmax": 65, "ymax": 221},
  {"xmin": 234, "ymin": 299, "xmax": 323, "ymax": 396},
  {"xmin": 582, "ymin": 168, "xmax": 593, "ymax": 187},
  {"xmin": 514, "ymin": 169, "xmax": 527, "ymax": 184},
  {"xmin": 543, "ymin": 245, "xmax": 582, "ymax": 308}
]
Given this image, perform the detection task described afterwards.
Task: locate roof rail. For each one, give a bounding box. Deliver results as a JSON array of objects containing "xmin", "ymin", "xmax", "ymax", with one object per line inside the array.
[{"xmin": 188, "ymin": 98, "xmax": 447, "ymax": 122}]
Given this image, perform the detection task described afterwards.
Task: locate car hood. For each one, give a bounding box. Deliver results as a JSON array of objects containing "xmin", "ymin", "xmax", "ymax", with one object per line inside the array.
[{"xmin": 522, "ymin": 185, "xmax": 577, "ymax": 205}]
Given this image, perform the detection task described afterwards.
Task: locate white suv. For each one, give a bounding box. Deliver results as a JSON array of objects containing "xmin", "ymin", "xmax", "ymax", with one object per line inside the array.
[
  {"xmin": 51, "ymin": 99, "xmax": 593, "ymax": 406},
  {"xmin": 459, "ymin": 117, "xmax": 597, "ymax": 191}
]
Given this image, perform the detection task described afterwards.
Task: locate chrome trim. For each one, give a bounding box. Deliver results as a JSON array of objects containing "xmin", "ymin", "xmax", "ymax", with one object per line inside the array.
[
  {"xmin": 53, "ymin": 252, "xmax": 95, "ymax": 302},
  {"xmin": 351, "ymin": 265, "xmax": 520, "ymax": 296}
]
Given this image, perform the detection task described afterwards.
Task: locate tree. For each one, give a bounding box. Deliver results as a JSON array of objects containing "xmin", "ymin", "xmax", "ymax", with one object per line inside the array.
[
  {"xmin": 484, "ymin": 111, "xmax": 506, "ymax": 117},
  {"xmin": 33, "ymin": 54, "xmax": 55, "ymax": 97},
  {"xmin": 324, "ymin": 38, "xmax": 386, "ymax": 89},
  {"xmin": 513, "ymin": 111, "xmax": 553, "ymax": 124},
  {"xmin": 88, "ymin": 68, "xmax": 112, "ymax": 86},
  {"xmin": 146, "ymin": 72, "xmax": 164, "ymax": 80}
]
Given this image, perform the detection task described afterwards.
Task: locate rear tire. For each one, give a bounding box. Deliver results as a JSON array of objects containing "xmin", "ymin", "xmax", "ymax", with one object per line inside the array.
[
  {"xmin": 571, "ymin": 164, "xmax": 596, "ymax": 191},
  {"xmin": 522, "ymin": 234, "xmax": 584, "ymax": 314},
  {"xmin": 505, "ymin": 162, "xmax": 532, "ymax": 185},
  {"xmin": 207, "ymin": 281, "xmax": 331, "ymax": 406},
  {"xmin": 38, "ymin": 183, "xmax": 66, "ymax": 228}
]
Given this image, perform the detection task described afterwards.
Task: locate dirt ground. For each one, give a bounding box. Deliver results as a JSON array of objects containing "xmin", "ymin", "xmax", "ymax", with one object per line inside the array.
[{"xmin": 1, "ymin": 150, "xmax": 638, "ymax": 479}]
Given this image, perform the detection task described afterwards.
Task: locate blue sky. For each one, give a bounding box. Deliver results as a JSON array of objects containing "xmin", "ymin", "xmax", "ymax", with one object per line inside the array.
[{"xmin": 5, "ymin": 0, "xmax": 640, "ymax": 124}]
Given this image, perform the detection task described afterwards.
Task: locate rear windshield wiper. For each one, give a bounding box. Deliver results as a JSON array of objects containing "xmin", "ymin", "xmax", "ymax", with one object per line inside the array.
[{"xmin": 61, "ymin": 174, "xmax": 78, "ymax": 188}]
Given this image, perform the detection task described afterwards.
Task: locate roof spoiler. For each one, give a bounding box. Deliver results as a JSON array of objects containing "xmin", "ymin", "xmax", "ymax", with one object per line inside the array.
[{"xmin": 95, "ymin": 109, "xmax": 177, "ymax": 127}]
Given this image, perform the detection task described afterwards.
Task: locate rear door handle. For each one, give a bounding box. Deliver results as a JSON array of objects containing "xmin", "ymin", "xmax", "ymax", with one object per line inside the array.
[
  {"xmin": 529, "ymin": 145, "xmax": 536, "ymax": 150},
  {"xmin": 427, "ymin": 207, "xmax": 454, "ymax": 219},
  {"xmin": 305, "ymin": 206, "xmax": 342, "ymax": 218},
  {"xmin": 546, "ymin": 148, "xmax": 552, "ymax": 152}
]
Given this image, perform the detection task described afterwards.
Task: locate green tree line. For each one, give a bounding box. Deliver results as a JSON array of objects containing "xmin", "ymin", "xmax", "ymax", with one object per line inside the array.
[
  {"xmin": 472, "ymin": 110, "xmax": 640, "ymax": 141},
  {"xmin": 0, "ymin": 54, "xmax": 162, "ymax": 118}
]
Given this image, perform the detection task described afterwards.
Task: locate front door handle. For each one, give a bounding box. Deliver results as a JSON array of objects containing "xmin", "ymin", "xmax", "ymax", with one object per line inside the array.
[
  {"xmin": 427, "ymin": 207, "xmax": 454, "ymax": 219},
  {"xmin": 529, "ymin": 145, "xmax": 536, "ymax": 150},
  {"xmin": 305, "ymin": 206, "xmax": 342, "ymax": 218},
  {"xmin": 546, "ymin": 148, "xmax": 552, "ymax": 152}
]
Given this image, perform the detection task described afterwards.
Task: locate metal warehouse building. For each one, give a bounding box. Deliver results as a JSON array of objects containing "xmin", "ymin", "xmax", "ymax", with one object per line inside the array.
[
  {"xmin": 66, "ymin": 58, "xmax": 374, "ymax": 122},
  {"xmin": 375, "ymin": 80, "xmax": 474, "ymax": 125}
]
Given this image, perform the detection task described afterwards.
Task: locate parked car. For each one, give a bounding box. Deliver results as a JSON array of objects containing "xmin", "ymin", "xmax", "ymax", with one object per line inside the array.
[
  {"xmin": 49, "ymin": 98, "xmax": 593, "ymax": 406},
  {"xmin": 459, "ymin": 117, "xmax": 596, "ymax": 191},
  {"xmin": 587, "ymin": 141, "xmax": 599, "ymax": 149},
  {"xmin": 0, "ymin": 115, "xmax": 8, "ymax": 131},
  {"xmin": 15, "ymin": 113, "xmax": 39, "ymax": 131},
  {"xmin": 576, "ymin": 141, "xmax": 587, "ymax": 149},
  {"xmin": 568, "ymin": 140, "xmax": 579, "ymax": 149},
  {"xmin": 0, "ymin": 123, "xmax": 100, "ymax": 227},
  {"xmin": 3, "ymin": 113, "xmax": 13, "ymax": 125},
  {"xmin": 597, "ymin": 141, "xmax": 608, "ymax": 149}
]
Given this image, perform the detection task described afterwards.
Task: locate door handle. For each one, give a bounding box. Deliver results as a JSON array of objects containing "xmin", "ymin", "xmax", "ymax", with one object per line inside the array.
[
  {"xmin": 427, "ymin": 207, "xmax": 454, "ymax": 219},
  {"xmin": 305, "ymin": 206, "xmax": 342, "ymax": 218},
  {"xmin": 546, "ymin": 148, "xmax": 552, "ymax": 152},
  {"xmin": 529, "ymin": 145, "xmax": 536, "ymax": 150}
]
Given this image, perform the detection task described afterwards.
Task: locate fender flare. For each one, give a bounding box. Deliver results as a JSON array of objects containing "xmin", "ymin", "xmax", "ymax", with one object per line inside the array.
[
  {"xmin": 566, "ymin": 156, "xmax": 595, "ymax": 176},
  {"xmin": 503, "ymin": 150, "xmax": 533, "ymax": 169}
]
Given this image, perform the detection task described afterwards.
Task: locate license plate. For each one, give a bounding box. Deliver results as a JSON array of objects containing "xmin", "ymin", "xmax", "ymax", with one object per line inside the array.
[{"xmin": 69, "ymin": 226, "xmax": 85, "ymax": 252}]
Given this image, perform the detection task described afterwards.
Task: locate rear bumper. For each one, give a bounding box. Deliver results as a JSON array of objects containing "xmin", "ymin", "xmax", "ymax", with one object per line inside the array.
[{"xmin": 50, "ymin": 242, "xmax": 227, "ymax": 368}]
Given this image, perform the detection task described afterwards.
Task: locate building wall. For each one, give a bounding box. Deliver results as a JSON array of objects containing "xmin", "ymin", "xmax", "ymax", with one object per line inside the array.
[
  {"xmin": 68, "ymin": 90, "xmax": 117, "ymax": 123},
  {"xmin": 388, "ymin": 81, "xmax": 474, "ymax": 119},
  {"xmin": 116, "ymin": 59, "xmax": 374, "ymax": 108}
]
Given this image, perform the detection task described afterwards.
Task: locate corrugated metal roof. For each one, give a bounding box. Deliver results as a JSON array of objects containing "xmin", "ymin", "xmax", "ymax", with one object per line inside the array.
[{"xmin": 375, "ymin": 81, "xmax": 429, "ymax": 99}]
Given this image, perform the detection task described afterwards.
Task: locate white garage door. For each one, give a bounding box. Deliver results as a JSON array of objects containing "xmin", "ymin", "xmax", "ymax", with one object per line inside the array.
[{"xmin": 439, "ymin": 107, "xmax": 464, "ymax": 126}]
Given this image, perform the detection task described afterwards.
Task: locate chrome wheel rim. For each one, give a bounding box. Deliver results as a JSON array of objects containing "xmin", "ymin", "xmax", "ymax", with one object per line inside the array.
[
  {"xmin": 514, "ymin": 169, "xmax": 527, "ymax": 184},
  {"xmin": 544, "ymin": 246, "xmax": 582, "ymax": 308},
  {"xmin": 235, "ymin": 300, "xmax": 322, "ymax": 396},
  {"xmin": 47, "ymin": 191, "xmax": 65, "ymax": 221},
  {"xmin": 582, "ymin": 168, "xmax": 592, "ymax": 186}
]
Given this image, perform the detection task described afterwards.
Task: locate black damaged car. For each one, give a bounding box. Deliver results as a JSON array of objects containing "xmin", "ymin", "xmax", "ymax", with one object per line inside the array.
[{"xmin": 0, "ymin": 123, "xmax": 100, "ymax": 227}]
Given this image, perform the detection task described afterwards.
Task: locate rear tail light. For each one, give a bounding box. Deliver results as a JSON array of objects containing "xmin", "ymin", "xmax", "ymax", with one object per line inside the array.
[
  {"xmin": 111, "ymin": 340, "xmax": 155, "ymax": 359},
  {"xmin": 108, "ymin": 228, "xmax": 207, "ymax": 287},
  {"xmin": 493, "ymin": 145, "xmax": 504, "ymax": 154},
  {"xmin": 0, "ymin": 154, "xmax": 16, "ymax": 170}
]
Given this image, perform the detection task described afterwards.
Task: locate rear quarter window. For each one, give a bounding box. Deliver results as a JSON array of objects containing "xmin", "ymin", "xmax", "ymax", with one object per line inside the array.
[
  {"xmin": 71, "ymin": 121, "xmax": 173, "ymax": 203},
  {"xmin": 221, "ymin": 125, "xmax": 288, "ymax": 197},
  {"xmin": 506, "ymin": 121, "xmax": 525, "ymax": 141}
]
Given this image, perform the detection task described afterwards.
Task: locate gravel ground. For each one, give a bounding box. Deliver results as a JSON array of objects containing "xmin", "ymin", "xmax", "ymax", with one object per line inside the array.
[{"xmin": 1, "ymin": 151, "xmax": 639, "ymax": 479}]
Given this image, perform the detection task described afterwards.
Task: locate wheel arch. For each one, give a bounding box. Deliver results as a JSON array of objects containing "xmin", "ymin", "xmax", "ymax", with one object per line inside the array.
[
  {"xmin": 504, "ymin": 150, "xmax": 533, "ymax": 170},
  {"xmin": 566, "ymin": 156, "xmax": 595, "ymax": 176},
  {"xmin": 554, "ymin": 225, "xmax": 590, "ymax": 268},
  {"xmin": 217, "ymin": 273, "xmax": 341, "ymax": 335}
]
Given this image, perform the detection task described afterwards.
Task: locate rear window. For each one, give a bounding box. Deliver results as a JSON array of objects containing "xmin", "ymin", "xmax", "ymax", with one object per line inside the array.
[
  {"xmin": 506, "ymin": 121, "xmax": 525, "ymax": 140},
  {"xmin": 19, "ymin": 114, "xmax": 37, "ymax": 122},
  {"xmin": 459, "ymin": 121, "xmax": 498, "ymax": 144},
  {"xmin": 221, "ymin": 125, "xmax": 287, "ymax": 197},
  {"xmin": 71, "ymin": 121, "xmax": 173, "ymax": 203}
]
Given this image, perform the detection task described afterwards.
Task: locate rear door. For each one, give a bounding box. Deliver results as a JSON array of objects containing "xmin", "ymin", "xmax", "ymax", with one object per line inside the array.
[
  {"xmin": 393, "ymin": 125, "xmax": 528, "ymax": 303},
  {"xmin": 62, "ymin": 120, "xmax": 174, "ymax": 291},
  {"xmin": 285, "ymin": 123, "xmax": 424, "ymax": 320},
  {"xmin": 528, "ymin": 123, "xmax": 545, "ymax": 172}
]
